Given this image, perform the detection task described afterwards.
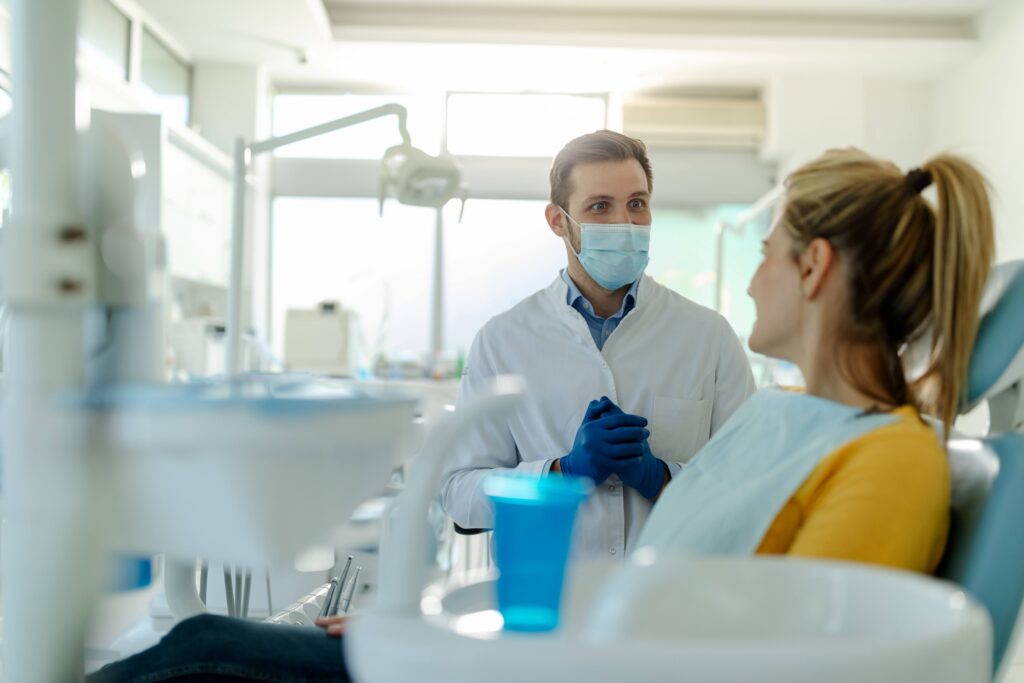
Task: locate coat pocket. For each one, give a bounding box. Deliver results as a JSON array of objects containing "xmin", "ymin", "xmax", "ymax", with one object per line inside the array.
[{"xmin": 650, "ymin": 396, "xmax": 712, "ymax": 463}]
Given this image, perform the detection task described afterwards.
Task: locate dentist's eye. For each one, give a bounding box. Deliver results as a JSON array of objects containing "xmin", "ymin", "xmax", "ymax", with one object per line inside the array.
[
  {"xmin": 589, "ymin": 202, "xmax": 608, "ymax": 212},
  {"xmin": 629, "ymin": 199, "xmax": 648, "ymax": 210}
]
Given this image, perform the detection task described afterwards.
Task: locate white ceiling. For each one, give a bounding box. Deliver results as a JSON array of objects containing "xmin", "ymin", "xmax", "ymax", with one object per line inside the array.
[
  {"xmin": 267, "ymin": 38, "xmax": 976, "ymax": 95},
  {"xmin": 134, "ymin": 0, "xmax": 332, "ymax": 61},
  {"xmin": 134, "ymin": 0, "xmax": 994, "ymax": 93},
  {"xmin": 324, "ymin": 0, "xmax": 996, "ymax": 19}
]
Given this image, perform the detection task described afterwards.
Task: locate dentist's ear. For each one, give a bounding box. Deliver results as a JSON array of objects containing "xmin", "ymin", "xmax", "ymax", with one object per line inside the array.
[
  {"xmin": 545, "ymin": 203, "xmax": 569, "ymax": 237},
  {"xmin": 798, "ymin": 237, "xmax": 835, "ymax": 300}
]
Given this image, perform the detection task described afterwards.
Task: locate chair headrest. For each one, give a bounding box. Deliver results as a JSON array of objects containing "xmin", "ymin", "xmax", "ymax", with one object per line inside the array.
[{"xmin": 964, "ymin": 260, "xmax": 1024, "ymax": 411}]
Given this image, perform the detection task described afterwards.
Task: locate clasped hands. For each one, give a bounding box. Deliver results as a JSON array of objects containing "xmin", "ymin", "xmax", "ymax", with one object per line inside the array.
[{"xmin": 558, "ymin": 396, "xmax": 667, "ymax": 500}]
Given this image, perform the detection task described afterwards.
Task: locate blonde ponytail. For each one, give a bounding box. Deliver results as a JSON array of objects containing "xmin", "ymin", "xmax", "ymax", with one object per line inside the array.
[{"xmin": 913, "ymin": 156, "xmax": 995, "ymax": 432}]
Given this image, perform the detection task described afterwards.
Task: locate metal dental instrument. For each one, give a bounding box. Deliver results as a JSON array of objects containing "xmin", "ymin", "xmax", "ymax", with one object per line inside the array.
[
  {"xmin": 234, "ymin": 569, "xmax": 243, "ymax": 617},
  {"xmin": 318, "ymin": 578, "xmax": 340, "ymax": 620},
  {"xmin": 241, "ymin": 568, "xmax": 253, "ymax": 618},
  {"xmin": 265, "ymin": 571, "xmax": 274, "ymax": 616},
  {"xmin": 340, "ymin": 566, "xmax": 362, "ymax": 614},
  {"xmin": 223, "ymin": 567, "xmax": 236, "ymax": 617},
  {"xmin": 199, "ymin": 561, "xmax": 209, "ymax": 604},
  {"xmin": 327, "ymin": 556, "xmax": 354, "ymax": 617}
]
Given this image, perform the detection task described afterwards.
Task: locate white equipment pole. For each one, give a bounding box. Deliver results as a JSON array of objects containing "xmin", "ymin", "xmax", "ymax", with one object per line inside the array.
[
  {"xmin": 2, "ymin": 0, "xmax": 106, "ymax": 680},
  {"xmin": 429, "ymin": 207, "xmax": 445, "ymax": 371},
  {"xmin": 226, "ymin": 138, "xmax": 248, "ymax": 375}
]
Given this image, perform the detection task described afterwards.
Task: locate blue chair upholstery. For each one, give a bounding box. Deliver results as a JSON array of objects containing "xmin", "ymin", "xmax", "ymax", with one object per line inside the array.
[
  {"xmin": 966, "ymin": 261, "xmax": 1024, "ymax": 409},
  {"xmin": 938, "ymin": 435, "xmax": 1024, "ymax": 674},
  {"xmin": 936, "ymin": 260, "xmax": 1024, "ymax": 677}
]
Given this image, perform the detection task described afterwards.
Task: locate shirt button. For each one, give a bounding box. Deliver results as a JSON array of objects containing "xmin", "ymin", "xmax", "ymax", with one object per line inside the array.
[{"xmin": 609, "ymin": 548, "xmax": 617, "ymax": 556}]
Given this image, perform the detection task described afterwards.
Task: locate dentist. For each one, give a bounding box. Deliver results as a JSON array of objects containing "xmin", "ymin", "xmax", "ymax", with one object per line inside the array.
[{"xmin": 441, "ymin": 130, "xmax": 756, "ymax": 558}]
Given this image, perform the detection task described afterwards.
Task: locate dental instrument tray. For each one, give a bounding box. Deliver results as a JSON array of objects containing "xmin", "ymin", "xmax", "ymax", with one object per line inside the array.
[{"xmin": 62, "ymin": 373, "xmax": 419, "ymax": 566}]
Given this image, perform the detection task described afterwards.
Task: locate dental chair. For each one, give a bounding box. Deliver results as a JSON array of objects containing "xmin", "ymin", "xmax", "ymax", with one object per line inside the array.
[
  {"xmin": 342, "ymin": 262, "xmax": 1023, "ymax": 683},
  {"xmin": 938, "ymin": 260, "xmax": 1024, "ymax": 678}
]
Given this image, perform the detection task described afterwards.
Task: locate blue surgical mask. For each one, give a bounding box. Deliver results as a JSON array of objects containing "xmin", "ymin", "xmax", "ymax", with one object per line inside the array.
[{"xmin": 560, "ymin": 208, "xmax": 651, "ymax": 291}]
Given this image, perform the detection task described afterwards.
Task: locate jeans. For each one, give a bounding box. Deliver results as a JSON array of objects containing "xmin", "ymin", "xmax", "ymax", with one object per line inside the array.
[{"xmin": 87, "ymin": 614, "xmax": 352, "ymax": 682}]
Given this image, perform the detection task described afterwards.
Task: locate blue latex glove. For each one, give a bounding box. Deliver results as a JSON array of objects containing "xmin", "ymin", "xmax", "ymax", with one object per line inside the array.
[
  {"xmin": 615, "ymin": 438, "xmax": 668, "ymax": 500},
  {"xmin": 600, "ymin": 400, "xmax": 668, "ymax": 501},
  {"xmin": 559, "ymin": 397, "xmax": 649, "ymax": 485}
]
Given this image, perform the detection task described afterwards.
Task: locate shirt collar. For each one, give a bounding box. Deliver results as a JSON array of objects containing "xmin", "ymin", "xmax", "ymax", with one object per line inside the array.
[{"xmin": 560, "ymin": 269, "xmax": 640, "ymax": 317}]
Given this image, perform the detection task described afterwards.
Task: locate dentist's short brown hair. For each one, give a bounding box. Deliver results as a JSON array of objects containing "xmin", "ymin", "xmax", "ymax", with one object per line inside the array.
[{"xmin": 549, "ymin": 130, "xmax": 653, "ymax": 210}]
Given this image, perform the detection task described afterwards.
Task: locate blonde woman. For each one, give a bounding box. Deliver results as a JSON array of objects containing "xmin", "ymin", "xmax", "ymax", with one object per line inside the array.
[
  {"xmin": 90, "ymin": 149, "xmax": 995, "ymax": 681},
  {"xmin": 638, "ymin": 149, "xmax": 994, "ymax": 571}
]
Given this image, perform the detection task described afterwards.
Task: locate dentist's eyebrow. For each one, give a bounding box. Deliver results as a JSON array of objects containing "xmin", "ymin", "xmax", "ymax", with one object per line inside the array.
[{"xmin": 582, "ymin": 191, "xmax": 649, "ymax": 203}]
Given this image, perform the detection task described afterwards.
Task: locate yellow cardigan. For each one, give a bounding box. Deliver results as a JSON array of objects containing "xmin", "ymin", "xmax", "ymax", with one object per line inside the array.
[{"xmin": 755, "ymin": 405, "xmax": 950, "ymax": 573}]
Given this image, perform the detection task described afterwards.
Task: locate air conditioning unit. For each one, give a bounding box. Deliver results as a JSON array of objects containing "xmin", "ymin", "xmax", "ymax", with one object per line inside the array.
[{"xmin": 623, "ymin": 96, "xmax": 765, "ymax": 150}]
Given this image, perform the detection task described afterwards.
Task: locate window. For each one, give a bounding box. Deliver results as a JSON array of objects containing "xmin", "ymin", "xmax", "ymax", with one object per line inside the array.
[
  {"xmin": 79, "ymin": 0, "xmax": 131, "ymax": 81},
  {"xmin": 140, "ymin": 28, "xmax": 191, "ymax": 126},
  {"xmin": 715, "ymin": 200, "xmax": 800, "ymax": 387},
  {"xmin": 271, "ymin": 197, "xmax": 565, "ymax": 367},
  {"xmin": 272, "ymin": 94, "xmax": 442, "ymax": 159},
  {"xmin": 272, "ymin": 198, "xmax": 436, "ymax": 366},
  {"xmin": 443, "ymin": 199, "xmax": 565, "ymax": 354},
  {"xmin": 272, "ymin": 196, "xmax": 774, "ymax": 366},
  {"xmin": 718, "ymin": 210, "xmax": 768, "ymax": 344},
  {"xmin": 445, "ymin": 93, "xmax": 606, "ymax": 157},
  {"xmin": 646, "ymin": 205, "xmax": 752, "ymax": 324},
  {"xmin": 269, "ymin": 88, "xmax": 775, "ymax": 380},
  {"xmin": 644, "ymin": 203, "xmax": 795, "ymax": 383}
]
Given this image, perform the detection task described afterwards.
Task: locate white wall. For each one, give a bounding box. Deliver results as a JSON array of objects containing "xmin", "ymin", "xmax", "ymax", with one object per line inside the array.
[
  {"xmin": 763, "ymin": 74, "xmax": 937, "ymax": 178},
  {"xmin": 864, "ymin": 80, "xmax": 931, "ymax": 170},
  {"xmin": 192, "ymin": 63, "xmax": 270, "ymax": 155},
  {"xmin": 929, "ymin": 0, "xmax": 1024, "ymax": 262},
  {"xmin": 191, "ymin": 62, "xmax": 275, "ymax": 342},
  {"xmin": 762, "ymin": 74, "xmax": 867, "ymax": 175}
]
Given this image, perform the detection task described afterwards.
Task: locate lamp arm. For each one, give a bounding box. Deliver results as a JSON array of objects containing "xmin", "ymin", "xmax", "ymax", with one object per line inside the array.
[
  {"xmin": 226, "ymin": 103, "xmax": 411, "ymax": 376},
  {"xmin": 248, "ymin": 103, "xmax": 411, "ymax": 157}
]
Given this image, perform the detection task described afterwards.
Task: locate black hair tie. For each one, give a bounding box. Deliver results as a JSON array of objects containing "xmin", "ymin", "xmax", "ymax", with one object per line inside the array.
[{"xmin": 906, "ymin": 168, "xmax": 933, "ymax": 195}]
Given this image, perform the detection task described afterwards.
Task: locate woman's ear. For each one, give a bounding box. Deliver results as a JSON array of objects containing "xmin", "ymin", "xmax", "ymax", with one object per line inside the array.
[{"xmin": 799, "ymin": 237, "xmax": 835, "ymax": 299}]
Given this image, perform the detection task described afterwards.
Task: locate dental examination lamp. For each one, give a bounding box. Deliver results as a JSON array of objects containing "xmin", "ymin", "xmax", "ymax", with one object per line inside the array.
[
  {"xmin": 379, "ymin": 142, "xmax": 466, "ymax": 215},
  {"xmin": 227, "ymin": 105, "xmax": 465, "ymax": 376}
]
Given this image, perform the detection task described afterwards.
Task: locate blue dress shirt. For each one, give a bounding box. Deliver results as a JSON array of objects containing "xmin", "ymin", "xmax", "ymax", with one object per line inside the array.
[{"xmin": 561, "ymin": 269, "xmax": 640, "ymax": 351}]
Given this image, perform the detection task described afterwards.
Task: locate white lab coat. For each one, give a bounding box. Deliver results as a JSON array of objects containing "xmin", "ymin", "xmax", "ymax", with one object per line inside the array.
[{"xmin": 440, "ymin": 273, "xmax": 756, "ymax": 560}]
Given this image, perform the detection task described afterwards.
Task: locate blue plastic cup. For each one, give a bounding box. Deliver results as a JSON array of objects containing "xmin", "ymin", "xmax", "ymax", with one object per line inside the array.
[{"xmin": 482, "ymin": 471, "xmax": 592, "ymax": 633}]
